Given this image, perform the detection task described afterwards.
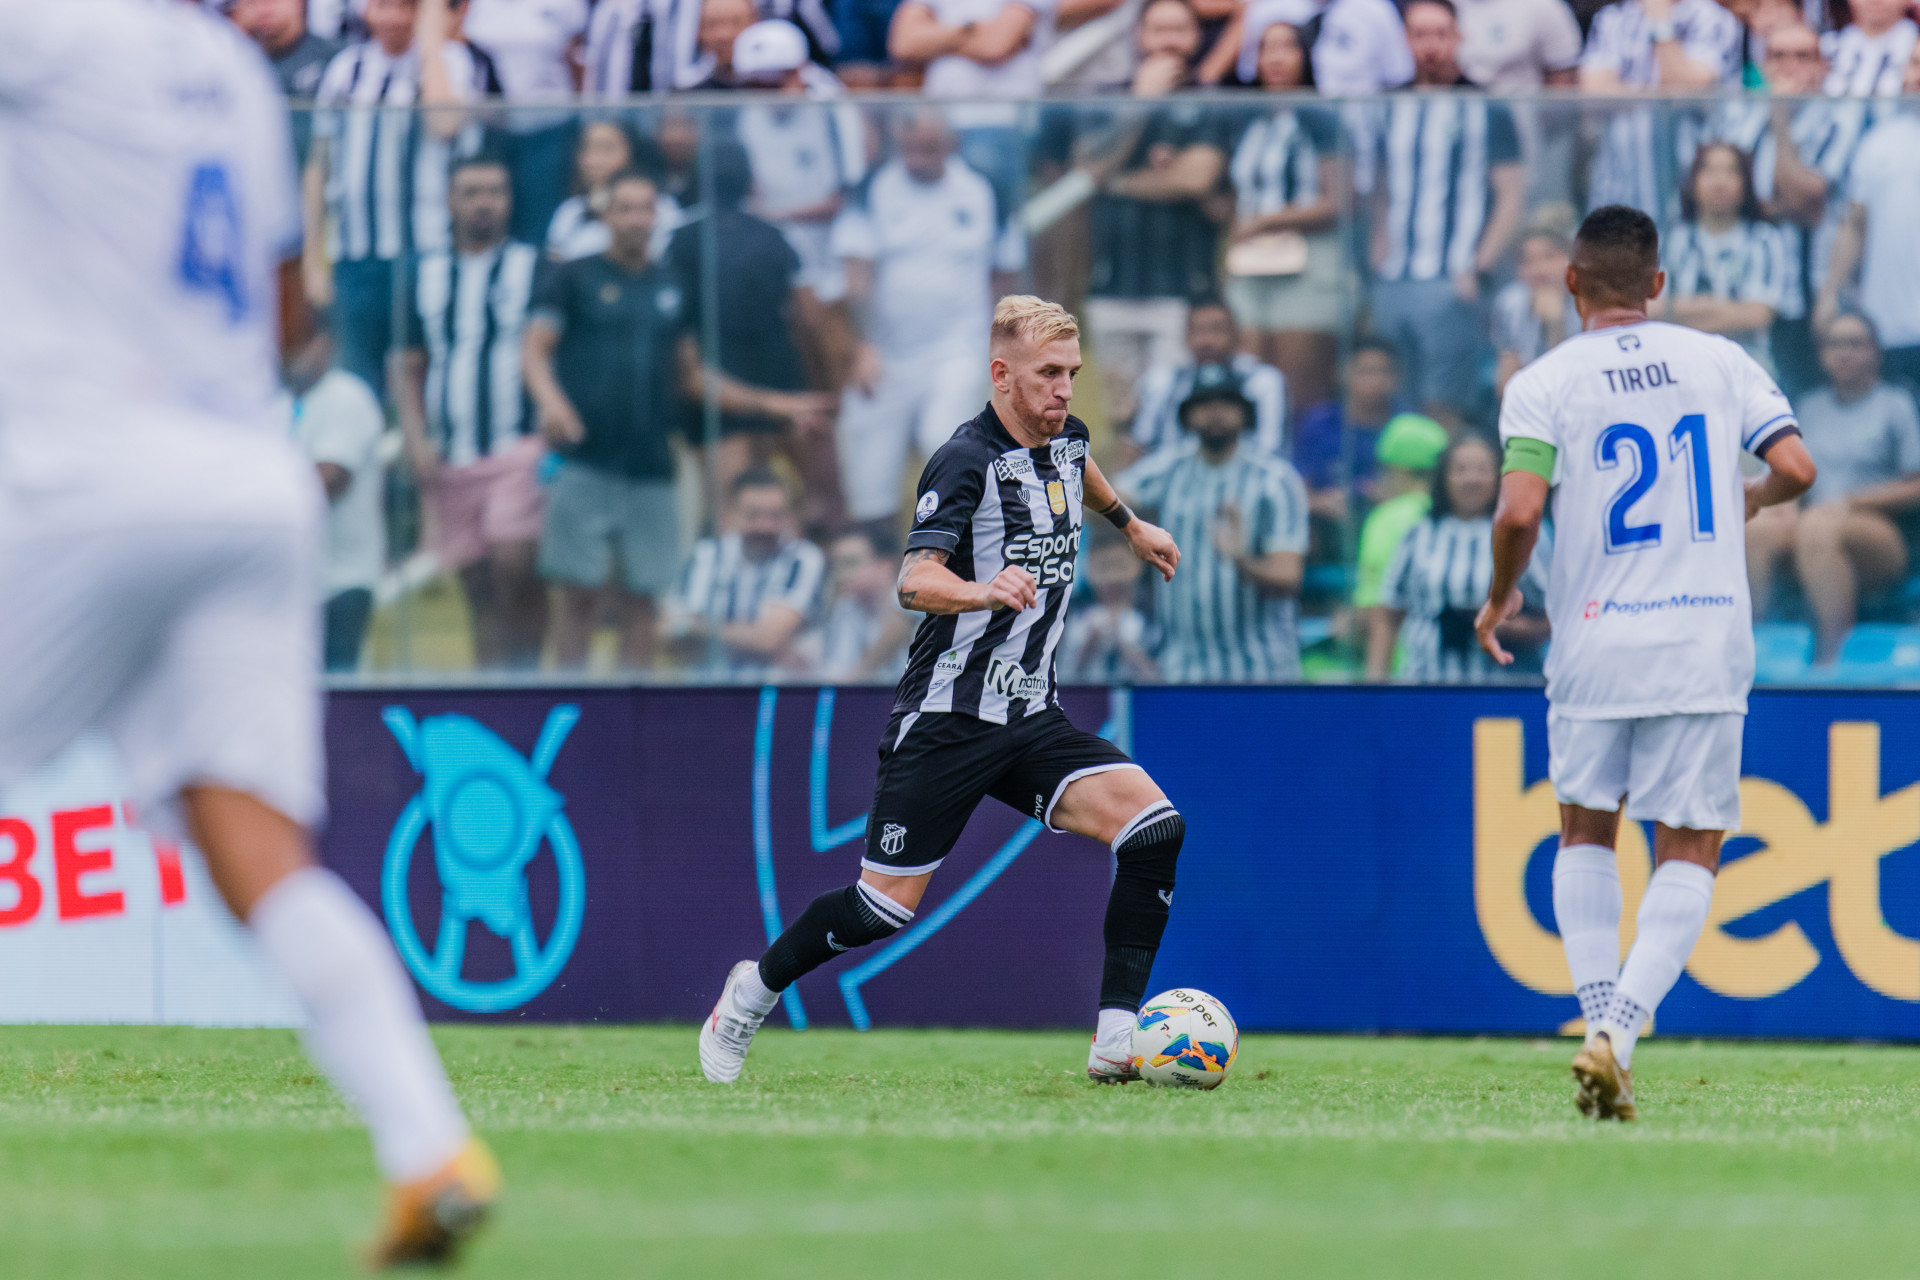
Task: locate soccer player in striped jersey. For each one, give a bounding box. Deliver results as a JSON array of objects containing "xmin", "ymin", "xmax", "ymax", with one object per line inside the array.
[
  {"xmin": 1476, "ymin": 206, "xmax": 1817, "ymax": 1121},
  {"xmin": 701, "ymin": 297, "xmax": 1185, "ymax": 1085}
]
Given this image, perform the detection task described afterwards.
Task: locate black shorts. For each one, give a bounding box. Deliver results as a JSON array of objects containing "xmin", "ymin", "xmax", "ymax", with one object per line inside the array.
[{"xmin": 862, "ymin": 706, "xmax": 1138, "ymax": 876}]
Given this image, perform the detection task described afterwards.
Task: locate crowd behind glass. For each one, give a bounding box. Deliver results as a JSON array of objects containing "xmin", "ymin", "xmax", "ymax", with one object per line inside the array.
[{"xmin": 217, "ymin": 0, "xmax": 1920, "ymax": 683}]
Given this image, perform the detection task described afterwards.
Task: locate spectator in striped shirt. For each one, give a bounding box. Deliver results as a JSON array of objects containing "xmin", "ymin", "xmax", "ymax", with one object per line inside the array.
[
  {"xmin": 1369, "ymin": 433, "xmax": 1548, "ymax": 680},
  {"xmin": 1662, "ymin": 140, "xmax": 1791, "ymax": 370},
  {"xmin": 306, "ymin": 0, "xmax": 481, "ymax": 397},
  {"xmin": 1117, "ymin": 369, "xmax": 1310, "ymax": 682},
  {"xmin": 1224, "ymin": 22, "xmax": 1346, "ymax": 416},
  {"xmin": 1578, "ymin": 0, "xmax": 1742, "ymax": 216},
  {"xmin": 1076, "ymin": 0, "xmax": 1233, "ymax": 427},
  {"xmin": 794, "ymin": 529, "xmax": 914, "ymax": 681},
  {"xmin": 1367, "ymin": 0, "xmax": 1525, "ymax": 429},
  {"xmin": 1822, "ymin": 0, "xmax": 1916, "ymax": 95},
  {"xmin": 1817, "ymin": 42, "xmax": 1920, "ymax": 392},
  {"xmin": 545, "ymin": 119, "xmax": 682, "ymax": 264},
  {"xmin": 1684, "ymin": 22, "xmax": 1864, "ymax": 392},
  {"xmin": 1491, "ymin": 222, "xmax": 1578, "ymax": 396},
  {"xmin": 1122, "ymin": 300, "xmax": 1288, "ymax": 465},
  {"xmin": 666, "ymin": 469, "xmax": 827, "ymax": 679},
  {"xmin": 394, "ymin": 154, "xmax": 548, "ymax": 670}
]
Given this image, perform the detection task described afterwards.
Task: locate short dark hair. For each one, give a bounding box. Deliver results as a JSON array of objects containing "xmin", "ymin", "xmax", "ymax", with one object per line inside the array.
[
  {"xmin": 449, "ymin": 152, "xmax": 510, "ymax": 184},
  {"xmin": 1349, "ymin": 335, "xmax": 1399, "ymax": 366},
  {"xmin": 730, "ymin": 466, "xmax": 787, "ymax": 500},
  {"xmin": 606, "ymin": 167, "xmax": 659, "ymax": 201},
  {"xmin": 705, "ymin": 140, "xmax": 754, "ymax": 212},
  {"xmin": 1572, "ymin": 205, "xmax": 1660, "ymax": 308},
  {"xmin": 1187, "ymin": 296, "xmax": 1234, "ymax": 322},
  {"xmin": 1820, "ymin": 308, "xmax": 1883, "ymax": 351},
  {"xmin": 1406, "ymin": 0, "xmax": 1458, "ymax": 19}
]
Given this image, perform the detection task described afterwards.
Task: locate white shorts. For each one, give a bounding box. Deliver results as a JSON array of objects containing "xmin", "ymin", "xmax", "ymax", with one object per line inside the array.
[
  {"xmin": 0, "ymin": 417, "xmax": 326, "ymax": 841},
  {"xmin": 1547, "ymin": 710, "xmax": 1744, "ymax": 832},
  {"xmin": 836, "ymin": 342, "xmax": 986, "ymax": 522}
]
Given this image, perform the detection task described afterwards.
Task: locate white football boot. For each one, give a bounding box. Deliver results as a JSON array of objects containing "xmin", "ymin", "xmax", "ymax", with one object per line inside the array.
[
  {"xmin": 1087, "ymin": 1020, "xmax": 1140, "ymax": 1083},
  {"xmin": 699, "ymin": 960, "xmax": 771, "ymax": 1084}
]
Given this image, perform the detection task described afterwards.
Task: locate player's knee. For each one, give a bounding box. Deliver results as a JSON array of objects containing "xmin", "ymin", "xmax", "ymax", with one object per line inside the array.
[{"xmin": 1112, "ymin": 801, "xmax": 1183, "ymax": 888}]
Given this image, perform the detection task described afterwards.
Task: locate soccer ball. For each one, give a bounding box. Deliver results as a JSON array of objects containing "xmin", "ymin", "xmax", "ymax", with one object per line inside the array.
[{"xmin": 1133, "ymin": 988, "xmax": 1238, "ymax": 1089}]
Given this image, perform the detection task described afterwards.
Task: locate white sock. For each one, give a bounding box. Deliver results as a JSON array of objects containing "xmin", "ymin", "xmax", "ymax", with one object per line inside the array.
[
  {"xmin": 1096, "ymin": 1008, "xmax": 1135, "ymax": 1044},
  {"xmin": 1553, "ymin": 844, "xmax": 1623, "ymax": 1025},
  {"xmin": 249, "ymin": 868, "xmax": 469, "ymax": 1182},
  {"xmin": 737, "ymin": 962, "xmax": 780, "ymax": 1016},
  {"xmin": 1597, "ymin": 860, "xmax": 1716, "ymax": 1069}
]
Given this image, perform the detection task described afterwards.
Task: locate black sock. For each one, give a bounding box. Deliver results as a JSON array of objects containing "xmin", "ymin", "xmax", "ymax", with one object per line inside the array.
[
  {"xmin": 758, "ymin": 882, "xmax": 912, "ymax": 991},
  {"xmin": 1099, "ymin": 805, "xmax": 1184, "ymax": 1012}
]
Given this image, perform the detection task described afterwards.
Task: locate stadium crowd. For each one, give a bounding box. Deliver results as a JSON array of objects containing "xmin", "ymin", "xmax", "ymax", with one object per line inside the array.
[{"xmin": 216, "ymin": 0, "xmax": 1920, "ymax": 681}]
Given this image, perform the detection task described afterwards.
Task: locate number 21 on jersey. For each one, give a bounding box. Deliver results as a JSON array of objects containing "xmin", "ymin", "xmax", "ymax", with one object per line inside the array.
[{"xmin": 1596, "ymin": 414, "xmax": 1714, "ymax": 554}]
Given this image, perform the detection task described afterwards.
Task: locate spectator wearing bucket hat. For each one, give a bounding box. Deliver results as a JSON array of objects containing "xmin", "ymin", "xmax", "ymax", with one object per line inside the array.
[{"xmin": 1116, "ymin": 364, "xmax": 1310, "ymax": 682}]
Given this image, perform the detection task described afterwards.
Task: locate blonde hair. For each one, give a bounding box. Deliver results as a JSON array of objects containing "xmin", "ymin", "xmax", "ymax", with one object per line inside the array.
[{"xmin": 991, "ymin": 295, "xmax": 1080, "ymax": 351}]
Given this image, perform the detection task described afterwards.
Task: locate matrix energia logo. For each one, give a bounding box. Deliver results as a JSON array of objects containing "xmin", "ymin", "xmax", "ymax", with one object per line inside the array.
[{"xmin": 380, "ymin": 706, "xmax": 587, "ymax": 1012}]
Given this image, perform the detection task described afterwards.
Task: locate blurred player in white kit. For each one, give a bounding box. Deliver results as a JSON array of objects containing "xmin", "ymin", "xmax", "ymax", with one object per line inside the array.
[
  {"xmin": 1476, "ymin": 206, "xmax": 1818, "ymax": 1121},
  {"xmin": 0, "ymin": 0, "xmax": 496, "ymax": 1264}
]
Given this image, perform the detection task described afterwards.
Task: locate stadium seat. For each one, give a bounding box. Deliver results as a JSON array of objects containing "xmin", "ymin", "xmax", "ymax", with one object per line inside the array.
[
  {"xmin": 1830, "ymin": 624, "xmax": 1920, "ymax": 684},
  {"xmin": 1752, "ymin": 622, "xmax": 1813, "ymax": 684}
]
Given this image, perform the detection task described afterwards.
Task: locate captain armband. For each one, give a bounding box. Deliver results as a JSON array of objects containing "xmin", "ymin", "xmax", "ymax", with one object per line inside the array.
[{"xmin": 1502, "ymin": 437, "xmax": 1557, "ymax": 482}]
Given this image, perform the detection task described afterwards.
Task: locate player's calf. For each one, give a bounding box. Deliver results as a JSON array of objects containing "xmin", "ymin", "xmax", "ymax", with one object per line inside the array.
[{"xmin": 1090, "ymin": 801, "xmax": 1184, "ymax": 1083}]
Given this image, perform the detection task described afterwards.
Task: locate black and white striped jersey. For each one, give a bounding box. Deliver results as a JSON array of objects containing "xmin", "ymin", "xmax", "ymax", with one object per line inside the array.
[
  {"xmin": 896, "ymin": 406, "xmax": 1090, "ymax": 724},
  {"xmin": 406, "ymin": 240, "xmax": 540, "ymax": 466}
]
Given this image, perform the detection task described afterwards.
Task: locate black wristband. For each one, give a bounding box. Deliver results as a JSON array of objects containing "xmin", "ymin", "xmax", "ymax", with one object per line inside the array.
[{"xmin": 1102, "ymin": 501, "xmax": 1135, "ymax": 531}]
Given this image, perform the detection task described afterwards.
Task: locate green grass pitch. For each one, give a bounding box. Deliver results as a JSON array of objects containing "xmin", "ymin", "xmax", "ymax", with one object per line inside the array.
[{"xmin": 5, "ymin": 1025, "xmax": 1920, "ymax": 1279}]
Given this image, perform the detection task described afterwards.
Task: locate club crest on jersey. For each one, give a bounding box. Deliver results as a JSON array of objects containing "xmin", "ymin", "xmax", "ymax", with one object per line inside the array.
[
  {"xmin": 1046, "ymin": 480, "xmax": 1067, "ymax": 515},
  {"xmin": 916, "ymin": 490, "xmax": 939, "ymax": 522},
  {"xmin": 995, "ymin": 455, "xmax": 1036, "ymax": 483},
  {"xmin": 880, "ymin": 823, "xmax": 908, "ymax": 856},
  {"xmin": 1050, "ymin": 438, "xmax": 1087, "ymax": 468},
  {"xmin": 985, "ymin": 656, "xmax": 1049, "ymax": 701},
  {"xmin": 1616, "ymin": 333, "xmax": 1641, "ymax": 351}
]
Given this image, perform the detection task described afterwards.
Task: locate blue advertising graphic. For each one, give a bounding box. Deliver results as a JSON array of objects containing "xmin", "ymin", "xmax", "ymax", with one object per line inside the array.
[
  {"xmin": 1140, "ymin": 686, "xmax": 1920, "ymax": 1041},
  {"xmin": 379, "ymin": 706, "xmax": 586, "ymax": 1012},
  {"xmin": 320, "ymin": 684, "xmax": 1920, "ymax": 1040}
]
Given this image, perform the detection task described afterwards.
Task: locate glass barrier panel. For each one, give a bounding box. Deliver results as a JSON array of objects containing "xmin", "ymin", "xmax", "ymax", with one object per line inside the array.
[{"xmin": 288, "ymin": 93, "xmax": 1911, "ymax": 688}]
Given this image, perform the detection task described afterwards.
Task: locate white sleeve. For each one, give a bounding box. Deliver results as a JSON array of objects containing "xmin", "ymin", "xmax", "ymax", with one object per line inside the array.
[
  {"xmin": 1847, "ymin": 126, "xmax": 1886, "ymax": 205},
  {"xmin": 770, "ymin": 542, "xmax": 826, "ymax": 616},
  {"xmin": 1378, "ymin": 525, "xmax": 1418, "ymax": 611},
  {"xmin": 1115, "ymin": 450, "xmax": 1178, "ymax": 511},
  {"xmin": 1681, "ymin": 13, "xmax": 1739, "ymax": 83},
  {"xmin": 0, "ymin": 1, "xmax": 81, "ymax": 103},
  {"xmin": 302, "ymin": 376, "xmax": 384, "ymax": 470},
  {"xmin": 1255, "ymin": 464, "xmax": 1310, "ymax": 556},
  {"xmin": 1734, "ymin": 350, "xmax": 1798, "ymax": 455},
  {"xmin": 1580, "ymin": 5, "xmax": 1625, "ymax": 74},
  {"xmin": 1128, "ymin": 368, "xmax": 1174, "ymax": 450},
  {"xmin": 1499, "ymin": 366, "xmax": 1563, "ymax": 454},
  {"xmin": 830, "ymin": 200, "xmax": 879, "ymax": 262},
  {"xmin": 1540, "ymin": 0, "xmax": 1585, "ymax": 71},
  {"xmin": 1739, "ymin": 225, "xmax": 1788, "ymax": 310},
  {"xmin": 1372, "ymin": 0, "xmax": 1414, "ymax": 88},
  {"xmin": 992, "ymin": 219, "xmax": 1027, "ymax": 274},
  {"xmin": 1247, "ymin": 364, "xmax": 1287, "ymax": 456}
]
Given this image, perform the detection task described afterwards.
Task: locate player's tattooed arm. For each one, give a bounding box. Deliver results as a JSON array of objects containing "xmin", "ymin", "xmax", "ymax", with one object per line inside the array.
[{"xmin": 898, "ymin": 547, "xmax": 1038, "ymax": 614}]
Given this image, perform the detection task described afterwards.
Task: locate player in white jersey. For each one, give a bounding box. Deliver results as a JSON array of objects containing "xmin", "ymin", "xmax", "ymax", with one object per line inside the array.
[
  {"xmin": 0, "ymin": 0, "xmax": 496, "ymax": 1263},
  {"xmin": 1476, "ymin": 206, "xmax": 1817, "ymax": 1121}
]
